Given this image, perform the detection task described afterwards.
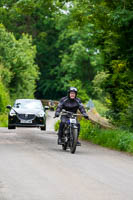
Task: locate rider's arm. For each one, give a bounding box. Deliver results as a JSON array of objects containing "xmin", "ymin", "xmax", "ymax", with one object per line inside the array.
[
  {"xmin": 77, "ymin": 98, "xmax": 89, "ymax": 119},
  {"xmin": 55, "ymin": 97, "xmax": 66, "ymax": 116}
]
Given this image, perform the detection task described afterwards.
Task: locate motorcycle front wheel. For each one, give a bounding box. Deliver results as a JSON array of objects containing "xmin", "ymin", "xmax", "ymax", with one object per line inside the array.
[{"xmin": 70, "ymin": 128, "xmax": 78, "ymax": 154}]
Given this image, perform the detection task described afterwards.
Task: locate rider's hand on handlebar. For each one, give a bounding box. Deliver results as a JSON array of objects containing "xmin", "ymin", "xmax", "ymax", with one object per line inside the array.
[{"xmin": 83, "ymin": 114, "xmax": 89, "ymax": 120}]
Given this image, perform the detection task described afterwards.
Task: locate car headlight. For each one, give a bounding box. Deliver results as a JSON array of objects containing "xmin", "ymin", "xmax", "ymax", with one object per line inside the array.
[
  {"xmin": 10, "ymin": 111, "xmax": 16, "ymax": 116},
  {"xmin": 36, "ymin": 112, "xmax": 45, "ymax": 117}
]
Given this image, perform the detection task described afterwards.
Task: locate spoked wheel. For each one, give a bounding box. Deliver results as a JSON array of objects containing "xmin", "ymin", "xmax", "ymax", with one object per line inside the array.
[{"xmin": 70, "ymin": 128, "xmax": 78, "ymax": 154}]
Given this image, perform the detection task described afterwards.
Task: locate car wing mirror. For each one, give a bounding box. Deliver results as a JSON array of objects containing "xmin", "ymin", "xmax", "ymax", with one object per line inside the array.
[
  {"xmin": 6, "ymin": 105, "xmax": 12, "ymax": 109},
  {"xmin": 44, "ymin": 106, "xmax": 49, "ymax": 110}
]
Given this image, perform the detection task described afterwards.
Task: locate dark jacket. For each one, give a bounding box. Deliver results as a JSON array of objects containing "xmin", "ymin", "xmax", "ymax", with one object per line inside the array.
[{"xmin": 55, "ymin": 96, "xmax": 87, "ymax": 116}]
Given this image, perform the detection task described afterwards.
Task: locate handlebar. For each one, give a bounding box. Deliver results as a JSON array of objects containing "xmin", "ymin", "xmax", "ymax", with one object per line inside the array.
[
  {"xmin": 54, "ymin": 110, "xmax": 89, "ymax": 119},
  {"xmin": 61, "ymin": 110, "xmax": 82, "ymax": 116}
]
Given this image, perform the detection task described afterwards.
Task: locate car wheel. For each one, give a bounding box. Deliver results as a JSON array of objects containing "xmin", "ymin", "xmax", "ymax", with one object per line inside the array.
[
  {"xmin": 8, "ymin": 125, "xmax": 16, "ymax": 129},
  {"xmin": 41, "ymin": 126, "xmax": 46, "ymax": 131}
]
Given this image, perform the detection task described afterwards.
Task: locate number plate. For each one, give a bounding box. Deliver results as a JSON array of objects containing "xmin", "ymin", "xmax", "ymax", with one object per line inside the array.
[
  {"xmin": 20, "ymin": 120, "xmax": 32, "ymax": 123},
  {"xmin": 70, "ymin": 118, "xmax": 76, "ymax": 123}
]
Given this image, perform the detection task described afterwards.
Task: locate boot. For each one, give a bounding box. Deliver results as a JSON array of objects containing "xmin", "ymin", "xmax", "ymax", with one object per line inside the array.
[
  {"xmin": 77, "ymin": 141, "xmax": 81, "ymax": 146},
  {"xmin": 57, "ymin": 137, "xmax": 63, "ymax": 145}
]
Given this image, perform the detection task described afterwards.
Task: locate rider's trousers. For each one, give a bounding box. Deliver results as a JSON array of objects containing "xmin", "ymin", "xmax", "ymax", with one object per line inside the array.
[{"xmin": 58, "ymin": 116, "xmax": 80, "ymax": 138}]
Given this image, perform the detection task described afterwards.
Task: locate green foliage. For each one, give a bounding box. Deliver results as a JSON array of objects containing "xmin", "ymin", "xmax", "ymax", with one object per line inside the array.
[
  {"xmin": 0, "ymin": 25, "xmax": 39, "ymax": 100},
  {"xmin": 0, "ymin": 0, "xmax": 133, "ymax": 131},
  {"xmin": 93, "ymin": 100, "xmax": 109, "ymax": 117},
  {"xmin": 0, "ymin": 1, "xmax": 99, "ymax": 99},
  {"xmin": 118, "ymin": 90, "xmax": 133, "ymax": 130},
  {"xmin": 0, "ymin": 114, "xmax": 8, "ymax": 127},
  {"xmin": 48, "ymin": 23, "xmax": 96, "ymax": 98},
  {"xmin": 92, "ymin": 71, "xmax": 109, "ymax": 100},
  {"xmin": 54, "ymin": 120, "xmax": 60, "ymax": 132},
  {"xmin": 0, "ymin": 79, "xmax": 10, "ymax": 113},
  {"xmin": 79, "ymin": 118, "xmax": 95, "ymax": 140},
  {"xmin": 75, "ymin": 0, "xmax": 133, "ymax": 127},
  {"xmin": 0, "ymin": 0, "xmax": 63, "ymax": 99},
  {"xmin": 79, "ymin": 119, "xmax": 133, "ymax": 153},
  {"xmin": 0, "ymin": 62, "xmax": 11, "ymax": 88}
]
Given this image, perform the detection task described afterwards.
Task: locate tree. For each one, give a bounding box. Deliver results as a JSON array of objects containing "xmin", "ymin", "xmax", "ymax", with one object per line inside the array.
[
  {"xmin": 0, "ymin": 63, "xmax": 10, "ymax": 113},
  {"xmin": 70, "ymin": 0, "xmax": 133, "ymax": 123},
  {"xmin": 0, "ymin": 0, "xmax": 64, "ymax": 99},
  {"xmin": 0, "ymin": 0, "xmax": 99, "ymax": 99},
  {"xmin": 0, "ymin": 24, "xmax": 39, "ymax": 100}
]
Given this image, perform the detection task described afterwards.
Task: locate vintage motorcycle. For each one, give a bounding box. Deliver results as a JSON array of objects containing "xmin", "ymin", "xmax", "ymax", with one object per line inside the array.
[{"xmin": 59, "ymin": 110, "xmax": 82, "ymax": 154}]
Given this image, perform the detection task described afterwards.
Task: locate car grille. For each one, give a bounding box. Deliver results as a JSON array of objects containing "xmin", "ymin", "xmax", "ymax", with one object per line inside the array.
[{"xmin": 17, "ymin": 114, "xmax": 36, "ymax": 120}]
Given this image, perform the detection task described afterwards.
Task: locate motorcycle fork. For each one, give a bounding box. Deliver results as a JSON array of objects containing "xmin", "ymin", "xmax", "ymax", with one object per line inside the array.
[{"xmin": 70, "ymin": 124, "xmax": 78, "ymax": 138}]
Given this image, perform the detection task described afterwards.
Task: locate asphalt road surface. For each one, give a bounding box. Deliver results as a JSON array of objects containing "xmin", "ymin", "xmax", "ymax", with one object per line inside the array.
[{"xmin": 0, "ymin": 111, "xmax": 133, "ymax": 200}]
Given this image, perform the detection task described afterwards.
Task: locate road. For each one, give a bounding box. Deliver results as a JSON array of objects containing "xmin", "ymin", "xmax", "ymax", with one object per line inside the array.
[{"xmin": 0, "ymin": 111, "xmax": 133, "ymax": 200}]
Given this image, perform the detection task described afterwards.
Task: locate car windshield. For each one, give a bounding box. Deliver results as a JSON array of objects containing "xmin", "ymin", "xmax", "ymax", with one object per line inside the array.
[{"xmin": 13, "ymin": 101, "xmax": 43, "ymax": 110}]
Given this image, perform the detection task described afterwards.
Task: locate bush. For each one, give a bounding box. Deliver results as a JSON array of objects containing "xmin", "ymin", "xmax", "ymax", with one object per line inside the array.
[
  {"xmin": 92, "ymin": 100, "xmax": 109, "ymax": 117},
  {"xmin": 0, "ymin": 114, "xmax": 8, "ymax": 127},
  {"xmin": 92, "ymin": 71, "xmax": 109, "ymax": 101},
  {"xmin": 0, "ymin": 26, "xmax": 39, "ymax": 100},
  {"xmin": 0, "ymin": 80, "xmax": 10, "ymax": 113},
  {"xmin": 119, "ymin": 91, "xmax": 133, "ymax": 131}
]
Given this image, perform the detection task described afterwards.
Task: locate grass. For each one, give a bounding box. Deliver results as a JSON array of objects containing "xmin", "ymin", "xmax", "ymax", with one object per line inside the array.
[
  {"xmin": 0, "ymin": 114, "xmax": 8, "ymax": 127},
  {"xmin": 79, "ymin": 119, "xmax": 133, "ymax": 153}
]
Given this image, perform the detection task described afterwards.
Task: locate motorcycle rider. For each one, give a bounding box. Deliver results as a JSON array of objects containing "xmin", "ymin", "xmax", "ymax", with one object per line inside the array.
[{"xmin": 55, "ymin": 87, "xmax": 89, "ymax": 145}]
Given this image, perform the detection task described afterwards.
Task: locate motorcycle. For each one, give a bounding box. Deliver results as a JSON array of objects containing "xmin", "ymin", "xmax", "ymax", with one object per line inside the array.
[{"xmin": 59, "ymin": 110, "xmax": 82, "ymax": 154}]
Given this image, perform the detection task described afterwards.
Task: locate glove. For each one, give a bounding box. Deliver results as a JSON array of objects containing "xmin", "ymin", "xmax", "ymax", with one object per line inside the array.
[
  {"xmin": 55, "ymin": 112, "xmax": 60, "ymax": 118},
  {"xmin": 83, "ymin": 114, "xmax": 89, "ymax": 120}
]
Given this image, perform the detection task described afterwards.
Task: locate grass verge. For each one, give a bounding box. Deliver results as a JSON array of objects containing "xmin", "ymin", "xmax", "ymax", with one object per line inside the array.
[{"xmin": 79, "ymin": 119, "xmax": 133, "ymax": 153}]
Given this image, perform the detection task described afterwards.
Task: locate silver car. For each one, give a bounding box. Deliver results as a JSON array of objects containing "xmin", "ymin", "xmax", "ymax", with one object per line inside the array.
[{"xmin": 7, "ymin": 99, "xmax": 48, "ymax": 130}]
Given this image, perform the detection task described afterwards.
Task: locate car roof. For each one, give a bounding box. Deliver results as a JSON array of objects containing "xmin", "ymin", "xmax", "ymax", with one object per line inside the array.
[{"xmin": 14, "ymin": 99, "xmax": 42, "ymax": 104}]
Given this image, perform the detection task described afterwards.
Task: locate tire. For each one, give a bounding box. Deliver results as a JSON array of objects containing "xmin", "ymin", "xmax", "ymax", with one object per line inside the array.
[
  {"xmin": 70, "ymin": 128, "xmax": 78, "ymax": 154},
  {"xmin": 8, "ymin": 125, "xmax": 16, "ymax": 129},
  {"xmin": 41, "ymin": 126, "xmax": 46, "ymax": 131}
]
